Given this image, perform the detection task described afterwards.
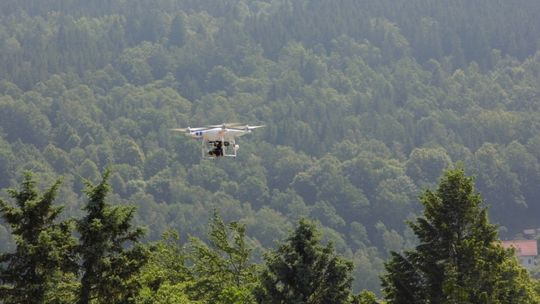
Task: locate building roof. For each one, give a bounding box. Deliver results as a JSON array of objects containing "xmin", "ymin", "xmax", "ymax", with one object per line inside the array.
[
  {"xmin": 502, "ymin": 240, "xmax": 538, "ymax": 257},
  {"xmin": 523, "ymin": 229, "xmax": 536, "ymax": 236}
]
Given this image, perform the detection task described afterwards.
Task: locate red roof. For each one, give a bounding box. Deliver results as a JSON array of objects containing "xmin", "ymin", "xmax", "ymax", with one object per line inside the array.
[{"xmin": 502, "ymin": 240, "xmax": 538, "ymax": 256}]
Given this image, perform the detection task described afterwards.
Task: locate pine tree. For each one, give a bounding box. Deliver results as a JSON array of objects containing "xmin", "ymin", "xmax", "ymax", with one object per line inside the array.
[
  {"xmin": 0, "ymin": 172, "xmax": 77, "ymax": 304},
  {"xmin": 77, "ymin": 169, "xmax": 148, "ymax": 304},
  {"xmin": 256, "ymin": 219, "xmax": 353, "ymax": 304},
  {"xmin": 382, "ymin": 168, "xmax": 540, "ymax": 304}
]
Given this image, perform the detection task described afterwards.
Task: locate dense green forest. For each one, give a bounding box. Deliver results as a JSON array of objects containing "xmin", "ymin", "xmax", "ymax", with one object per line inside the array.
[
  {"xmin": 3, "ymin": 169, "xmax": 539, "ymax": 303},
  {"xmin": 2, "ymin": 0, "xmax": 540, "ymax": 299}
]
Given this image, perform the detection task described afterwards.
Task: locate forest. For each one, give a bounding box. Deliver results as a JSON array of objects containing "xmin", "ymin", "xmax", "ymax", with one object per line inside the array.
[{"xmin": 2, "ymin": 0, "xmax": 540, "ymax": 302}]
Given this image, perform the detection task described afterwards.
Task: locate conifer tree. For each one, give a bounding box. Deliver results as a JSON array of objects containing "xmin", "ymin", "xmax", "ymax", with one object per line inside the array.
[
  {"xmin": 169, "ymin": 13, "xmax": 187, "ymax": 47},
  {"xmin": 256, "ymin": 219, "xmax": 353, "ymax": 304},
  {"xmin": 382, "ymin": 168, "xmax": 540, "ymax": 304},
  {"xmin": 77, "ymin": 170, "xmax": 148, "ymax": 304},
  {"xmin": 0, "ymin": 172, "xmax": 77, "ymax": 304}
]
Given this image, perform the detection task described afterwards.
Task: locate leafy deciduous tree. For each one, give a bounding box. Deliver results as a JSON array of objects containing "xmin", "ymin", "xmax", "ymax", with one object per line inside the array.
[
  {"xmin": 136, "ymin": 231, "xmax": 194, "ymax": 304},
  {"xmin": 189, "ymin": 211, "xmax": 257, "ymax": 304}
]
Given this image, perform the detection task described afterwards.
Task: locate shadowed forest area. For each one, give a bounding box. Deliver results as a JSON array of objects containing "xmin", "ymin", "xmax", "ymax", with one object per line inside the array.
[{"xmin": 2, "ymin": 0, "xmax": 540, "ymax": 302}]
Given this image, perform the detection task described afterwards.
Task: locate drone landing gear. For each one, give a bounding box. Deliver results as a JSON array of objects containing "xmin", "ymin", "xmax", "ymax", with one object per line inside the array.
[
  {"xmin": 208, "ymin": 141, "xmax": 224, "ymax": 157},
  {"xmin": 202, "ymin": 140, "xmax": 237, "ymax": 159}
]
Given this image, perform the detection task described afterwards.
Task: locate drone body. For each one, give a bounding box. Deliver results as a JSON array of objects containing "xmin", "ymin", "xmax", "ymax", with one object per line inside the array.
[{"xmin": 171, "ymin": 123, "xmax": 264, "ymax": 158}]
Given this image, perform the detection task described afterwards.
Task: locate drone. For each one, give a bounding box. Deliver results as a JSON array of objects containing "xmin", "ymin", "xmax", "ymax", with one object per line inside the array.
[{"xmin": 171, "ymin": 123, "xmax": 265, "ymax": 158}]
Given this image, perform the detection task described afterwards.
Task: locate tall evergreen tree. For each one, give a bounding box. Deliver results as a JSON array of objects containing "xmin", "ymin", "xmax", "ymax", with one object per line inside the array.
[
  {"xmin": 169, "ymin": 13, "xmax": 187, "ymax": 47},
  {"xmin": 381, "ymin": 168, "xmax": 540, "ymax": 304},
  {"xmin": 256, "ymin": 219, "xmax": 353, "ymax": 304},
  {"xmin": 77, "ymin": 170, "xmax": 148, "ymax": 304},
  {"xmin": 0, "ymin": 172, "xmax": 77, "ymax": 304}
]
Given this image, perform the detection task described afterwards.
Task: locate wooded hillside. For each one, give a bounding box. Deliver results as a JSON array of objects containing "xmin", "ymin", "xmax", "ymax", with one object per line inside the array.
[{"xmin": 2, "ymin": 0, "xmax": 540, "ymax": 295}]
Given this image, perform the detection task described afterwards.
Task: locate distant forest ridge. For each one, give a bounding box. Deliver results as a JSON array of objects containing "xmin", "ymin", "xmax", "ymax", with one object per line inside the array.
[
  {"xmin": 2, "ymin": 0, "xmax": 540, "ymax": 294},
  {"xmin": 0, "ymin": 1, "xmax": 540, "ymax": 88}
]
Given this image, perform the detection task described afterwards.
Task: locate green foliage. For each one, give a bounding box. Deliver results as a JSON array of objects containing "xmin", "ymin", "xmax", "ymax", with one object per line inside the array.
[
  {"xmin": 2, "ymin": 1, "xmax": 540, "ymax": 299},
  {"xmin": 138, "ymin": 282, "xmax": 196, "ymax": 304},
  {"xmin": 77, "ymin": 169, "xmax": 149, "ymax": 304},
  {"xmin": 381, "ymin": 168, "xmax": 540, "ymax": 303},
  {"xmin": 0, "ymin": 172, "xmax": 77, "ymax": 303},
  {"xmin": 256, "ymin": 219, "xmax": 354, "ymax": 303},
  {"xmin": 353, "ymin": 290, "xmax": 380, "ymax": 304},
  {"xmin": 136, "ymin": 212, "xmax": 257, "ymax": 304},
  {"xmin": 136, "ymin": 231, "xmax": 195, "ymax": 304},
  {"xmin": 189, "ymin": 211, "xmax": 258, "ymax": 304},
  {"xmin": 169, "ymin": 14, "xmax": 187, "ymax": 47}
]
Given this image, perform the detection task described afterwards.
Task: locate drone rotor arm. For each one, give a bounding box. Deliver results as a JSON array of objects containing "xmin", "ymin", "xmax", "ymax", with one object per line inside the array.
[
  {"xmin": 170, "ymin": 128, "xmax": 189, "ymax": 132},
  {"xmin": 170, "ymin": 126, "xmax": 208, "ymax": 132}
]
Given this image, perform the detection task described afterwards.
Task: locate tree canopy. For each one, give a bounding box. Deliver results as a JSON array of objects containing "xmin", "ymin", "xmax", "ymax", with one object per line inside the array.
[
  {"xmin": 257, "ymin": 219, "xmax": 354, "ymax": 303},
  {"xmin": 0, "ymin": 172, "xmax": 77, "ymax": 304},
  {"xmin": 77, "ymin": 170, "xmax": 148, "ymax": 304},
  {"xmin": 382, "ymin": 168, "xmax": 540, "ymax": 303},
  {"xmin": 1, "ymin": 0, "xmax": 540, "ymax": 297}
]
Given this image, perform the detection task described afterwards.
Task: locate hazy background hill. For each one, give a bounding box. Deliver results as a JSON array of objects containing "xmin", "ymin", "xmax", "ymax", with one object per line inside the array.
[{"xmin": 2, "ymin": 0, "xmax": 540, "ymax": 292}]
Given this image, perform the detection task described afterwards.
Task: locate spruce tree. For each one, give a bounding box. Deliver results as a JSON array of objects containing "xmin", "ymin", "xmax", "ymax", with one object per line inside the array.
[
  {"xmin": 256, "ymin": 219, "xmax": 353, "ymax": 304},
  {"xmin": 382, "ymin": 168, "xmax": 540, "ymax": 304},
  {"xmin": 0, "ymin": 172, "xmax": 77, "ymax": 304},
  {"xmin": 77, "ymin": 170, "xmax": 148, "ymax": 304}
]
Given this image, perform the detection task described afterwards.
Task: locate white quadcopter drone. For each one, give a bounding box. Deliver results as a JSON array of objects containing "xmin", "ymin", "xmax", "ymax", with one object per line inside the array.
[{"xmin": 171, "ymin": 123, "xmax": 265, "ymax": 158}]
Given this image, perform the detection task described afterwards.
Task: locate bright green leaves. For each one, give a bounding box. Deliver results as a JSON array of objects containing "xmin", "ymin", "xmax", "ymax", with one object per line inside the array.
[
  {"xmin": 189, "ymin": 212, "xmax": 258, "ymax": 303},
  {"xmin": 136, "ymin": 212, "xmax": 258, "ymax": 304}
]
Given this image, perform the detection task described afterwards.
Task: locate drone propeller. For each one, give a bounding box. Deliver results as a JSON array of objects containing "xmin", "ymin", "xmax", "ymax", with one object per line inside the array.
[
  {"xmin": 170, "ymin": 126, "xmax": 208, "ymax": 132},
  {"xmin": 230, "ymin": 124, "xmax": 266, "ymax": 131},
  {"xmin": 207, "ymin": 122, "xmax": 243, "ymax": 129}
]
